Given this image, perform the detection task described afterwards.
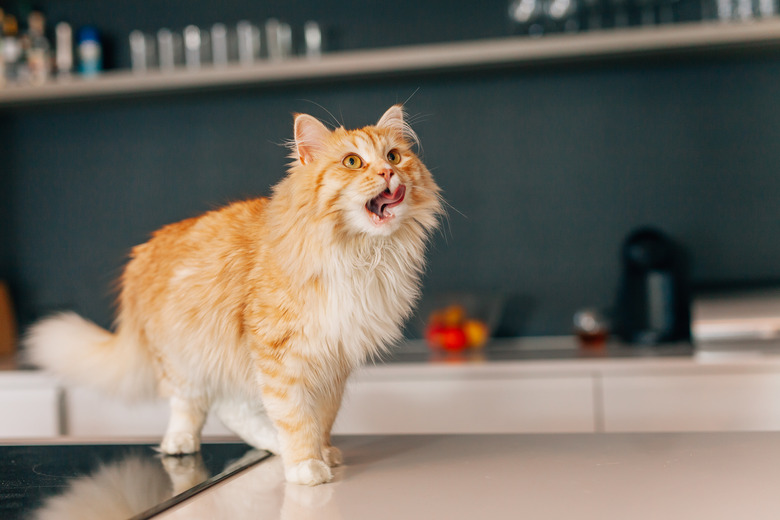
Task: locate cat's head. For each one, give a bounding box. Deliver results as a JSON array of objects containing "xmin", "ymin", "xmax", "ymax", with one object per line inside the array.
[{"xmin": 289, "ymin": 105, "xmax": 441, "ymax": 238}]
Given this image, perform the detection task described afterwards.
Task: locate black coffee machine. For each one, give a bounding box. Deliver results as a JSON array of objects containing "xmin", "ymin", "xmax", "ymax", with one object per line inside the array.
[{"xmin": 615, "ymin": 228, "xmax": 690, "ymax": 344}]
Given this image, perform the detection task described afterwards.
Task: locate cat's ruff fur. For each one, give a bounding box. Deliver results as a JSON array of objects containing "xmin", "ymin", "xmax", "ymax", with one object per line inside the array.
[{"xmin": 25, "ymin": 105, "xmax": 442, "ymax": 486}]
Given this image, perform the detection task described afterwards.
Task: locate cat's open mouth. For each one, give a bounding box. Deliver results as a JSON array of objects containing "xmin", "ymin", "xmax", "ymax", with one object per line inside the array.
[{"xmin": 366, "ymin": 185, "xmax": 406, "ymax": 223}]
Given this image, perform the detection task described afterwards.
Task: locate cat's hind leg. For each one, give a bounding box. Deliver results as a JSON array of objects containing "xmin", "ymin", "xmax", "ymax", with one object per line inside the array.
[
  {"xmin": 214, "ymin": 399, "xmax": 281, "ymax": 454},
  {"xmin": 159, "ymin": 395, "xmax": 208, "ymax": 455}
]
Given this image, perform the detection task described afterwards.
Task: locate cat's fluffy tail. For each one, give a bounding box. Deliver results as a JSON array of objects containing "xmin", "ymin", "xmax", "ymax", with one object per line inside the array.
[{"xmin": 24, "ymin": 312, "xmax": 157, "ymax": 401}]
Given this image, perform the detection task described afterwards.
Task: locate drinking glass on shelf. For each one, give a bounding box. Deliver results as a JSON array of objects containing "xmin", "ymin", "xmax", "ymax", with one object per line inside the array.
[
  {"xmin": 265, "ymin": 19, "xmax": 292, "ymax": 60},
  {"xmin": 157, "ymin": 28, "xmax": 182, "ymax": 72},
  {"xmin": 509, "ymin": 0, "xmax": 581, "ymax": 36},
  {"xmin": 236, "ymin": 20, "xmax": 261, "ymax": 64},
  {"xmin": 509, "ymin": 0, "xmax": 546, "ymax": 36},
  {"xmin": 129, "ymin": 31, "xmax": 157, "ymax": 73},
  {"xmin": 303, "ymin": 21, "xmax": 322, "ymax": 59},
  {"xmin": 211, "ymin": 23, "xmax": 229, "ymax": 68},
  {"xmin": 183, "ymin": 25, "xmax": 212, "ymax": 69}
]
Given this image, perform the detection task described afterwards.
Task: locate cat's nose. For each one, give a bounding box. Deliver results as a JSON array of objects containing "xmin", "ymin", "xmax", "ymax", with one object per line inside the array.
[{"xmin": 379, "ymin": 168, "xmax": 394, "ymax": 182}]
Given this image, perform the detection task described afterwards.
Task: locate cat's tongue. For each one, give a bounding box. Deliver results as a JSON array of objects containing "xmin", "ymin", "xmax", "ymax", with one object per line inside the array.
[{"xmin": 367, "ymin": 185, "xmax": 406, "ymax": 219}]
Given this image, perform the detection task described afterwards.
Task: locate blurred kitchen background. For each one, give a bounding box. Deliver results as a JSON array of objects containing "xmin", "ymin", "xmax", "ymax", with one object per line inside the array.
[{"xmin": 1, "ymin": 0, "xmax": 779, "ymax": 346}]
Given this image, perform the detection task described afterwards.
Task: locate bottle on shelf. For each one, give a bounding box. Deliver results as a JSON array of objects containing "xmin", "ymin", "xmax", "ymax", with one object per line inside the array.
[
  {"xmin": 0, "ymin": 8, "xmax": 5, "ymax": 87},
  {"xmin": 77, "ymin": 26, "xmax": 102, "ymax": 77},
  {"xmin": 2, "ymin": 14, "xmax": 22, "ymax": 84},
  {"xmin": 25, "ymin": 10, "xmax": 51, "ymax": 86},
  {"xmin": 55, "ymin": 22, "xmax": 74, "ymax": 79}
]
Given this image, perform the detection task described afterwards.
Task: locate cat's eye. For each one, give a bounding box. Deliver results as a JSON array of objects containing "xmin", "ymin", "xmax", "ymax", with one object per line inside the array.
[
  {"xmin": 387, "ymin": 149, "xmax": 401, "ymax": 165},
  {"xmin": 342, "ymin": 154, "xmax": 363, "ymax": 169}
]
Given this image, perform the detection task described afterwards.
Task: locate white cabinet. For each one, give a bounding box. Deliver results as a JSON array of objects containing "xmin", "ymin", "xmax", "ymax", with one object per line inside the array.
[
  {"xmin": 55, "ymin": 373, "xmax": 598, "ymax": 438},
  {"xmin": 602, "ymin": 371, "xmax": 780, "ymax": 432},
  {"xmin": 8, "ymin": 350, "xmax": 780, "ymax": 440},
  {"xmin": 65, "ymin": 373, "xmax": 598, "ymax": 437},
  {"xmin": 334, "ymin": 374, "xmax": 596, "ymax": 434},
  {"xmin": 0, "ymin": 372, "xmax": 60, "ymax": 438},
  {"xmin": 64, "ymin": 387, "xmax": 233, "ymax": 438},
  {"xmin": 64, "ymin": 387, "xmax": 169, "ymax": 437}
]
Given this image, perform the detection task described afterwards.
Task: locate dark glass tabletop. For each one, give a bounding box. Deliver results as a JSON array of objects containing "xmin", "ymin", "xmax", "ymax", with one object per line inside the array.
[{"xmin": 0, "ymin": 442, "xmax": 270, "ymax": 520}]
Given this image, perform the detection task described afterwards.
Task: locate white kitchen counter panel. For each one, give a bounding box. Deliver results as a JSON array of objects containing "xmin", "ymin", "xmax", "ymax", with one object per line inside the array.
[
  {"xmin": 156, "ymin": 432, "xmax": 780, "ymax": 520},
  {"xmin": 0, "ymin": 369, "xmax": 61, "ymax": 438},
  {"xmin": 7, "ymin": 337, "xmax": 780, "ymax": 438}
]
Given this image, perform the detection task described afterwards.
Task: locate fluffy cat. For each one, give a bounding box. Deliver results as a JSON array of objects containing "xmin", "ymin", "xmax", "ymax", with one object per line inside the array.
[{"xmin": 25, "ymin": 105, "xmax": 442, "ymax": 486}]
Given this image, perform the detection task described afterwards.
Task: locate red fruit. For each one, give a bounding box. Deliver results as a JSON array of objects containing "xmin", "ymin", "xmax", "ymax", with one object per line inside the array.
[{"xmin": 438, "ymin": 327, "xmax": 468, "ymax": 351}]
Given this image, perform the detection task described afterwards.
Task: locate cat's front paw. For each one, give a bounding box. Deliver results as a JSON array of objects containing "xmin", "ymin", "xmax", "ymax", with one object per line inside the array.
[
  {"xmin": 285, "ymin": 459, "xmax": 333, "ymax": 486},
  {"xmin": 159, "ymin": 432, "xmax": 201, "ymax": 455},
  {"xmin": 323, "ymin": 446, "xmax": 343, "ymax": 467}
]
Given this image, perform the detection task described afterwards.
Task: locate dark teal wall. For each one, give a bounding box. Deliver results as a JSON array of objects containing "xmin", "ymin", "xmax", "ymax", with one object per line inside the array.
[{"xmin": 2, "ymin": 1, "xmax": 779, "ymax": 336}]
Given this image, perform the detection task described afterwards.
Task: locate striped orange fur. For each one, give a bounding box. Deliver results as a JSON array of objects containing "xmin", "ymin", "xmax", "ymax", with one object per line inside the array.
[{"xmin": 25, "ymin": 105, "xmax": 442, "ymax": 485}]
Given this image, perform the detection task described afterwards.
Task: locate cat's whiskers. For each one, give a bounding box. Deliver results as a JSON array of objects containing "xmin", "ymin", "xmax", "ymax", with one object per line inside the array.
[{"xmin": 299, "ymin": 99, "xmax": 344, "ymax": 130}]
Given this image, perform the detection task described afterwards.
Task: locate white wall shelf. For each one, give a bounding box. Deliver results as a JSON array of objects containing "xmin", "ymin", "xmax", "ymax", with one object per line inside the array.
[{"xmin": 1, "ymin": 19, "xmax": 780, "ymax": 108}]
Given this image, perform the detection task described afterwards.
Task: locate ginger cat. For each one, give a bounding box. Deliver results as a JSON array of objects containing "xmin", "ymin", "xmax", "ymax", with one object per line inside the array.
[{"xmin": 26, "ymin": 105, "xmax": 442, "ymax": 486}]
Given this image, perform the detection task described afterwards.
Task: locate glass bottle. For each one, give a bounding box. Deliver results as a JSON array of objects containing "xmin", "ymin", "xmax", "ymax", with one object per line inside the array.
[
  {"xmin": 2, "ymin": 14, "xmax": 22, "ymax": 84},
  {"xmin": 26, "ymin": 10, "xmax": 51, "ymax": 86},
  {"xmin": 77, "ymin": 26, "xmax": 102, "ymax": 77},
  {"xmin": 55, "ymin": 22, "xmax": 73, "ymax": 79},
  {"xmin": 0, "ymin": 9, "xmax": 5, "ymax": 87}
]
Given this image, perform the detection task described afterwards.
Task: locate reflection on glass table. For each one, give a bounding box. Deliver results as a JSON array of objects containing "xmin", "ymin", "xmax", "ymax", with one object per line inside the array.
[{"xmin": 0, "ymin": 442, "xmax": 269, "ymax": 520}]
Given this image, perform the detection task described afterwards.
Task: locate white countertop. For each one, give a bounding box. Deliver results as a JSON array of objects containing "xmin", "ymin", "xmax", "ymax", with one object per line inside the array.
[
  {"xmin": 157, "ymin": 432, "xmax": 780, "ymax": 520},
  {"xmin": 352, "ymin": 337, "xmax": 780, "ymax": 381}
]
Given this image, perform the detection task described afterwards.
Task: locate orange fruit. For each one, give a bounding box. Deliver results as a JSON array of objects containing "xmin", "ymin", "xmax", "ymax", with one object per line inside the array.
[{"xmin": 463, "ymin": 320, "xmax": 489, "ymax": 348}]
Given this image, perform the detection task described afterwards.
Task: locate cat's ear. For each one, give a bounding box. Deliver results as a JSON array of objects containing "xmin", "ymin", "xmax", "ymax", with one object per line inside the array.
[
  {"xmin": 376, "ymin": 105, "xmax": 406, "ymax": 139},
  {"xmin": 294, "ymin": 114, "xmax": 331, "ymax": 165},
  {"xmin": 377, "ymin": 105, "xmax": 419, "ymax": 147}
]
